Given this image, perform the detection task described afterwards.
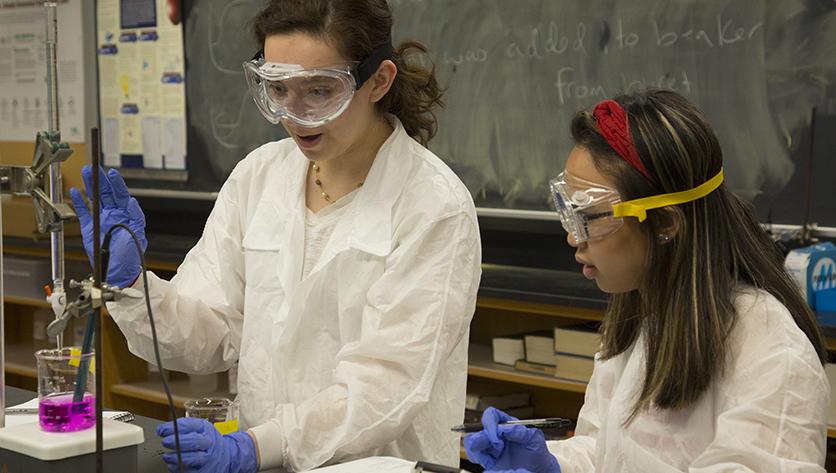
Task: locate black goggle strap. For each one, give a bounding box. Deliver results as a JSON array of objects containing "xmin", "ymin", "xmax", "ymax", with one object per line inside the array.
[
  {"xmin": 581, "ymin": 210, "xmax": 614, "ymax": 222},
  {"xmin": 350, "ymin": 40, "xmax": 394, "ymax": 90}
]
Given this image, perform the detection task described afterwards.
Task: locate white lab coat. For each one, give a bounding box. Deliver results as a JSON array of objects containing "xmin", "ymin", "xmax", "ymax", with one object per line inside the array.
[
  {"xmin": 107, "ymin": 118, "xmax": 482, "ymax": 471},
  {"xmin": 549, "ymin": 287, "xmax": 829, "ymax": 472}
]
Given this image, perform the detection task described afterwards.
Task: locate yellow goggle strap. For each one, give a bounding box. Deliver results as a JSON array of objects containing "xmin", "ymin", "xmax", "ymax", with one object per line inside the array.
[{"xmin": 612, "ymin": 168, "xmax": 724, "ymax": 222}]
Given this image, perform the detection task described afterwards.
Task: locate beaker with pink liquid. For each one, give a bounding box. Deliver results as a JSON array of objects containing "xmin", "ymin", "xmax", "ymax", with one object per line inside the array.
[{"xmin": 35, "ymin": 347, "xmax": 96, "ymax": 433}]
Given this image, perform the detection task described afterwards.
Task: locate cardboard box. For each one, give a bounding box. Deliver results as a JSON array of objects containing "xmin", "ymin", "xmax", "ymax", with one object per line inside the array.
[{"xmin": 785, "ymin": 242, "xmax": 836, "ymax": 312}]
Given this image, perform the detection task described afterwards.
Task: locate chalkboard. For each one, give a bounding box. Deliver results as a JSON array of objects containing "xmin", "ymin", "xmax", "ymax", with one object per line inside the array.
[
  {"xmin": 178, "ymin": 0, "xmax": 280, "ymax": 192},
  {"xmin": 171, "ymin": 0, "xmax": 836, "ymax": 225}
]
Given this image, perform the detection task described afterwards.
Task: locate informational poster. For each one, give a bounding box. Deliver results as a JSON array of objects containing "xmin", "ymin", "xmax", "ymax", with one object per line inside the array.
[
  {"xmin": 0, "ymin": 0, "xmax": 85, "ymax": 143},
  {"xmin": 97, "ymin": 0, "xmax": 186, "ymax": 170}
]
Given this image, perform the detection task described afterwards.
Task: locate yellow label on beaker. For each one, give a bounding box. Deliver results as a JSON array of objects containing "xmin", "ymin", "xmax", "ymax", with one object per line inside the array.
[
  {"xmin": 68, "ymin": 348, "xmax": 95, "ymax": 373},
  {"xmin": 213, "ymin": 419, "xmax": 239, "ymax": 435}
]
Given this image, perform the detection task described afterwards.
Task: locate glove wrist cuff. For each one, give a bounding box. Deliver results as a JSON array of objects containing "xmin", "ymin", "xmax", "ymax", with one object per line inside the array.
[{"xmin": 228, "ymin": 431, "xmax": 259, "ymax": 473}]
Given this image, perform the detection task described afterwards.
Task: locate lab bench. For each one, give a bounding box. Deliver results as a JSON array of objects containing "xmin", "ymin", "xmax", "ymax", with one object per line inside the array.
[{"xmin": 3, "ymin": 385, "xmax": 171, "ymax": 472}]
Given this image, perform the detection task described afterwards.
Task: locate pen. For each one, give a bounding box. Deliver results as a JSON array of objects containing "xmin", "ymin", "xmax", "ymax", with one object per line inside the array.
[
  {"xmin": 415, "ymin": 460, "xmax": 460, "ymax": 472},
  {"xmin": 451, "ymin": 417, "xmax": 572, "ymax": 433}
]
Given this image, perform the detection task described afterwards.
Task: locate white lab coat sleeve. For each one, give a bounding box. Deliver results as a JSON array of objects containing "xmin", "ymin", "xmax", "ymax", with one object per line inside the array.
[
  {"xmin": 547, "ymin": 351, "xmax": 614, "ymax": 473},
  {"xmin": 248, "ymin": 211, "xmax": 481, "ymax": 471},
  {"xmin": 688, "ymin": 318, "xmax": 829, "ymax": 472},
  {"xmin": 106, "ymin": 166, "xmax": 248, "ymax": 374}
]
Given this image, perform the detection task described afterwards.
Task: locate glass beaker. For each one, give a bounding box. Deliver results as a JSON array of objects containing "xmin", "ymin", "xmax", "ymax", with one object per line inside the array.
[
  {"xmin": 184, "ymin": 397, "xmax": 239, "ymax": 434},
  {"xmin": 35, "ymin": 347, "xmax": 96, "ymax": 433}
]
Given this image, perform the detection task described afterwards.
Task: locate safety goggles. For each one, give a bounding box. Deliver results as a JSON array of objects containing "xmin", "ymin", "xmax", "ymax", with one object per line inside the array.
[
  {"xmin": 243, "ymin": 42, "xmax": 392, "ymax": 127},
  {"xmin": 550, "ymin": 168, "xmax": 725, "ymax": 243},
  {"xmin": 550, "ymin": 172, "xmax": 624, "ymax": 243}
]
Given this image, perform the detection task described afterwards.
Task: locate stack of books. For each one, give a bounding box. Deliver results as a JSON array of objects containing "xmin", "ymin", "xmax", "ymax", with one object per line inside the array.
[
  {"xmin": 523, "ymin": 331, "xmax": 559, "ymax": 366},
  {"xmin": 492, "ymin": 323, "xmax": 601, "ymax": 383},
  {"xmin": 549, "ymin": 322, "xmax": 600, "ymax": 382},
  {"xmin": 491, "ymin": 334, "xmax": 526, "ymax": 366},
  {"xmin": 490, "ymin": 330, "xmax": 558, "ymax": 368}
]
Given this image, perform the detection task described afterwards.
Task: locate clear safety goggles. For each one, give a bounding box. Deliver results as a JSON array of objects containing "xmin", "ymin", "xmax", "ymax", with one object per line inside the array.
[
  {"xmin": 550, "ymin": 168, "xmax": 725, "ymax": 243},
  {"xmin": 550, "ymin": 172, "xmax": 624, "ymax": 243},
  {"xmin": 243, "ymin": 43, "xmax": 392, "ymax": 128}
]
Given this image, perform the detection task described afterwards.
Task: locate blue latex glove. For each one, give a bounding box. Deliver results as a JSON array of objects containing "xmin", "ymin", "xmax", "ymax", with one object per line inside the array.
[
  {"xmin": 70, "ymin": 166, "xmax": 147, "ymax": 288},
  {"xmin": 464, "ymin": 407, "xmax": 561, "ymax": 473},
  {"xmin": 486, "ymin": 470, "xmax": 536, "ymax": 473},
  {"xmin": 157, "ymin": 417, "xmax": 258, "ymax": 473}
]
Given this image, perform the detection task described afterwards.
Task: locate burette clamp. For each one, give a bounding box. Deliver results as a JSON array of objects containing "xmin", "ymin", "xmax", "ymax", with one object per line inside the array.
[
  {"xmin": 0, "ymin": 131, "xmax": 76, "ymax": 233},
  {"xmin": 45, "ymin": 277, "xmax": 142, "ymax": 337}
]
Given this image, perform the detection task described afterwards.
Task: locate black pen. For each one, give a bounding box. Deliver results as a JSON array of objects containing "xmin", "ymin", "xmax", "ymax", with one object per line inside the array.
[
  {"xmin": 451, "ymin": 417, "xmax": 572, "ymax": 433},
  {"xmin": 415, "ymin": 460, "xmax": 460, "ymax": 473}
]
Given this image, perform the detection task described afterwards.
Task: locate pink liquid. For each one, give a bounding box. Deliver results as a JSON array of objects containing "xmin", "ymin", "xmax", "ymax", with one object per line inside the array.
[{"xmin": 39, "ymin": 394, "xmax": 96, "ymax": 432}]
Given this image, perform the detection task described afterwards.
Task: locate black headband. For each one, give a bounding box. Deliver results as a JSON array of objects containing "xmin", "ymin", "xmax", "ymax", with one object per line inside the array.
[{"xmin": 350, "ymin": 40, "xmax": 393, "ymax": 90}]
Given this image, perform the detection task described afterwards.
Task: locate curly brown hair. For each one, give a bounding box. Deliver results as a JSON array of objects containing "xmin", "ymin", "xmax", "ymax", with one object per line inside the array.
[{"xmin": 250, "ymin": 0, "xmax": 444, "ymax": 146}]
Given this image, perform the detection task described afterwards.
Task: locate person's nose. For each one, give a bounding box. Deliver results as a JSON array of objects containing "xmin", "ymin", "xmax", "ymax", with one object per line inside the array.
[
  {"xmin": 567, "ymin": 232, "xmax": 587, "ymax": 249},
  {"xmin": 284, "ymin": 90, "xmax": 306, "ymax": 113}
]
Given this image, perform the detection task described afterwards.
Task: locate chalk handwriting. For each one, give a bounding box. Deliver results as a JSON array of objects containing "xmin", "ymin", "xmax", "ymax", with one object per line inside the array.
[
  {"xmin": 621, "ymin": 70, "xmax": 693, "ymax": 94},
  {"xmin": 507, "ymin": 21, "xmax": 589, "ymax": 59},
  {"xmin": 443, "ymin": 48, "xmax": 489, "ymax": 66},
  {"xmin": 555, "ymin": 67, "xmax": 694, "ymax": 105},
  {"xmin": 653, "ymin": 14, "xmax": 763, "ymax": 48},
  {"xmin": 615, "ymin": 17, "xmax": 639, "ymax": 49},
  {"xmin": 555, "ymin": 67, "xmax": 608, "ymax": 104},
  {"xmin": 502, "ymin": 14, "xmax": 762, "ymax": 61}
]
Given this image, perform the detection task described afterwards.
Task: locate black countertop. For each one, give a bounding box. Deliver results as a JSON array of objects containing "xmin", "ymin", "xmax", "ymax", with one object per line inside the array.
[{"xmin": 4, "ymin": 385, "xmax": 169, "ymax": 472}]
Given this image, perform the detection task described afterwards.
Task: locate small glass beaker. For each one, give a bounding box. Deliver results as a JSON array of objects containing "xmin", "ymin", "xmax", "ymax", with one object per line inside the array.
[
  {"xmin": 184, "ymin": 397, "xmax": 239, "ymax": 434},
  {"xmin": 35, "ymin": 347, "xmax": 96, "ymax": 432}
]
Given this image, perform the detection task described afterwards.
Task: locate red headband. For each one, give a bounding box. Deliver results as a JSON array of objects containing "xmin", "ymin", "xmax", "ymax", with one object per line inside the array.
[{"xmin": 592, "ymin": 99, "xmax": 656, "ymax": 185}]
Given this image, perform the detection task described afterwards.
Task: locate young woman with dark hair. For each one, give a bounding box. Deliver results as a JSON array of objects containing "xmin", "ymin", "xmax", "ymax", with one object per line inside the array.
[
  {"xmin": 464, "ymin": 90, "xmax": 828, "ymax": 473},
  {"xmin": 71, "ymin": 1, "xmax": 481, "ymax": 471}
]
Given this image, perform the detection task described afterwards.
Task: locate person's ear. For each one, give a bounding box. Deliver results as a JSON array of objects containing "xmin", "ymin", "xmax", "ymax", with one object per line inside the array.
[
  {"xmin": 656, "ymin": 207, "xmax": 682, "ymax": 244},
  {"xmin": 367, "ymin": 60, "xmax": 397, "ymax": 103}
]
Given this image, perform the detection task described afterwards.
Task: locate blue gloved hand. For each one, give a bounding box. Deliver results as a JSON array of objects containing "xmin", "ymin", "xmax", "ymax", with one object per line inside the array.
[
  {"xmin": 156, "ymin": 417, "xmax": 258, "ymax": 473},
  {"xmin": 486, "ymin": 470, "xmax": 536, "ymax": 473},
  {"xmin": 70, "ymin": 166, "xmax": 147, "ymax": 288},
  {"xmin": 464, "ymin": 407, "xmax": 561, "ymax": 473}
]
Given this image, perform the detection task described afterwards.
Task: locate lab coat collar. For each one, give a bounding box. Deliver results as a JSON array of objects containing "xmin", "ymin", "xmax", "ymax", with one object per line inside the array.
[{"xmin": 273, "ymin": 116, "xmax": 415, "ymax": 278}]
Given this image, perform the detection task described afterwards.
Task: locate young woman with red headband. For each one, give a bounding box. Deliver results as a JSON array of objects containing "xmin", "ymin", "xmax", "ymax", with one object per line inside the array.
[{"xmin": 464, "ymin": 90, "xmax": 829, "ymax": 473}]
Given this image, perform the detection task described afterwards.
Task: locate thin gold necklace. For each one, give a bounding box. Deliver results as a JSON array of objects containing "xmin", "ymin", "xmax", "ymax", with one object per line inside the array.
[{"xmin": 312, "ymin": 163, "xmax": 363, "ymax": 204}]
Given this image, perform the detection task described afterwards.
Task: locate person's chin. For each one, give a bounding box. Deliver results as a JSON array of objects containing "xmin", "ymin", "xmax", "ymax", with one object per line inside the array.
[
  {"xmin": 594, "ymin": 279, "xmax": 636, "ymax": 294},
  {"xmin": 298, "ymin": 147, "xmax": 322, "ymax": 160},
  {"xmin": 590, "ymin": 273, "xmax": 613, "ymax": 293},
  {"xmin": 595, "ymin": 280, "xmax": 614, "ymax": 293}
]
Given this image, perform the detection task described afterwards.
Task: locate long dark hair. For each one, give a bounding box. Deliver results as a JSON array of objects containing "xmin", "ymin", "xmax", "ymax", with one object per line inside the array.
[
  {"xmin": 571, "ymin": 89, "xmax": 826, "ymax": 421},
  {"xmin": 250, "ymin": 0, "xmax": 444, "ymax": 146}
]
